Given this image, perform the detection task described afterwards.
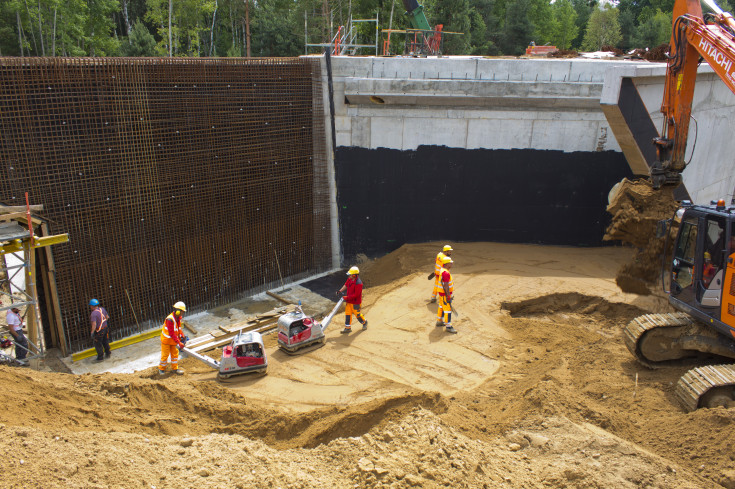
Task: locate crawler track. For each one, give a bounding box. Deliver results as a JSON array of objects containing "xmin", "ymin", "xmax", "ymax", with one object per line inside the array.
[
  {"xmin": 676, "ymin": 364, "xmax": 735, "ymax": 411},
  {"xmin": 623, "ymin": 312, "xmax": 694, "ymax": 368}
]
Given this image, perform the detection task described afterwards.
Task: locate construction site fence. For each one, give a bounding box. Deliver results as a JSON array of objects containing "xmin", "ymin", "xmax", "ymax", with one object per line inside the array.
[{"xmin": 0, "ymin": 56, "xmax": 332, "ymax": 354}]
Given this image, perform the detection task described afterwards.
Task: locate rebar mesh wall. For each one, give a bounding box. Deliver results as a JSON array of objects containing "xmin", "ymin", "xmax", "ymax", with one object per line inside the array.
[{"xmin": 0, "ymin": 57, "xmax": 331, "ymax": 353}]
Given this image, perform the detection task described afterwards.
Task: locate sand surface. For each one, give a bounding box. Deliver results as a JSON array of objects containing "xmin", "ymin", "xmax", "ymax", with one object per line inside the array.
[{"xmin": 1, "ymin": 241, "xmax": 734, "ymax": 489}]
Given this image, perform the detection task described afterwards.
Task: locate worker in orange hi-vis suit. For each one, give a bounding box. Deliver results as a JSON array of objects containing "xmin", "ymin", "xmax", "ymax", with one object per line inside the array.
[
  {"xmin": 435, "ymin": 256, "xmax": 456, "ymax": 334},
  {"xmin": 159, "ymin": 301, "xmax": 188, "ymax": 375},
  {"xmin": 429, "ymin": 244, "xmax": 453, "ymax": 303}
]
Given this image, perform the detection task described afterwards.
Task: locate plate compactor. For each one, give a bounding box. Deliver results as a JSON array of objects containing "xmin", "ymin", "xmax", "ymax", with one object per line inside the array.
[
  {"xmin": 277, "ymin": 298, "xmax": 343, "ymax": 354},
  {"xmin": 181, "ymin": 330, "xmax": 267, "ymax": 379}
]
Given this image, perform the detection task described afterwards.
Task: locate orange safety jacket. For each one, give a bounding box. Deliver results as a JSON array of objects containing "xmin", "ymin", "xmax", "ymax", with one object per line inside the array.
[
  {"xmin": 438, "ymin": 267, "xmax": 454, "ymax": 296},
  {"xmin": 161, "ymin": 313, "xmax": 184, "ymax": 346},
  {"xmin": 434, "ymin": 252, "xmax": 447, "ymax": 277}
]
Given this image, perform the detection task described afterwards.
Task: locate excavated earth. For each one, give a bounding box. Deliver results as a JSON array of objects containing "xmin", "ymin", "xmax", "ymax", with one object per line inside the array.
[{"xmin": 2, "ymin": 241, "xmax": 735, "ymax": 489}]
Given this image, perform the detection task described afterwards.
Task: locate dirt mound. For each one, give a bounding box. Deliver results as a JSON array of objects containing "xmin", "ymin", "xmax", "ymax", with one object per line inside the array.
[
  {"xmin": 604, "ymin": 178, "xmax": 679, "ymax": 294},
  {"xmin": 501, "ymin": 292, "xmax": 648, "ymax": 323}
]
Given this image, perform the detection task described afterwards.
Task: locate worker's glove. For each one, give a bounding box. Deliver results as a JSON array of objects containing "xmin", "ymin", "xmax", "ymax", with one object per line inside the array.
[
  {"xmin": 335, "ymin": 290, "xmax": 341, "ymax": 297},
  {"xmin": 448, "ymin": 297, "xmax": 453, "ymax": 304},
  {"xmin": 91, "ymin": 332, "xmax": 95, "ymax": 340},
  {"xmin": 177, "ymin": 343, "xmax": 184, "ymax": 351}
]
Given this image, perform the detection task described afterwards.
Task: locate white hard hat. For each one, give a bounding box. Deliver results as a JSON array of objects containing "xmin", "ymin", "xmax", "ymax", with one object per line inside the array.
[
  {"xmin": 347, "ymin": 266, "xmax": 360, "ymax": 275},
  {"xmin": 173, "ymin": 301, "xmax": 187, "ymax": 312}
]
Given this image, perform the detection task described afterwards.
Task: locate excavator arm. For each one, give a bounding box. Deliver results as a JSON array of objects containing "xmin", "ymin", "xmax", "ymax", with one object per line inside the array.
[{"xmin": 653, "ymin": 0, "xmax": 735, "ymax": 187}]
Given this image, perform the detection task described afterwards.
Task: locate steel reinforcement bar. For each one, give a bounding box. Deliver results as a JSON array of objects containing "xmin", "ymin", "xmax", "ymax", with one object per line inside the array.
[{"xmin": 0, "ymin": 56, "xmax": 331, "ymax": 353}]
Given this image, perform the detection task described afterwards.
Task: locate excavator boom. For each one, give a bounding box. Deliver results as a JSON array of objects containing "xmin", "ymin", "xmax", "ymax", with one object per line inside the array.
[{"xmin": 653, "ymin": 0, "xmax": 735, "ymax": 187}]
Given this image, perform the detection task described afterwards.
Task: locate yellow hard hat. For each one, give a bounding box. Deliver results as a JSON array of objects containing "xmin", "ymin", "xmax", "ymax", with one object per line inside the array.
[
  {"xmin": 173, "ymin": 301, "xmax": 187, "ymax": 312},
  {"xmin": 441, "ymin": 256, "xmax": 453, "ymax": 264},
  {"xmin": 443, "ymin": 245, "xmax": 453, "ymax": 252},
  {"xmin": 347, "ymin": 266, "xmax": 360, "ymax": 275},
  {"xmin": 704, "ymin": 251, "xmax": 711, "ymax": 260}
]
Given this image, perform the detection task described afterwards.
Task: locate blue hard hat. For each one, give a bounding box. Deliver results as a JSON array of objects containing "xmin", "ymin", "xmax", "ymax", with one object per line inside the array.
[{"xmin": 89, "ymin": 298, "xmax": 99, "ymax": 306}]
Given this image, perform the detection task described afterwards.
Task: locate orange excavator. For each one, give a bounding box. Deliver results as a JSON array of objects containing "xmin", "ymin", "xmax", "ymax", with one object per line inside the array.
[{"xmin": 616, "ymin": 0, "xmax": 735, "ymax": 411}]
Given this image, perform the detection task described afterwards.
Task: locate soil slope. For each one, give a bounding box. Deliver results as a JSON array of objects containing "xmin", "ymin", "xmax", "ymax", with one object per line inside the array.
[{"xmin": 1, "ymin": 242, "xmax": 734, "ymax": 489}]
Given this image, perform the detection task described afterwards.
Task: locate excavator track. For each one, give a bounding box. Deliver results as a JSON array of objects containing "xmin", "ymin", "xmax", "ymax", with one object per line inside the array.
[
  {"xmin": 623, "ymin": 312, "xmax": 694, "ymax": 368},
  {"xmin": 676, "ymin": 364, "xmax": 735, "ymax": 412}
]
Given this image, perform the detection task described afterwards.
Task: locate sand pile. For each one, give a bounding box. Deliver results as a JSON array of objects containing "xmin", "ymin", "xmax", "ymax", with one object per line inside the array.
[{"xmin": 1, "ymin": 242, "xmax": 733, "ymax": 489}]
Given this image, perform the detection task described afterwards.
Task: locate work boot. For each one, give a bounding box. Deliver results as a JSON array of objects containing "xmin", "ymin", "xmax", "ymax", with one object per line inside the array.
[
  {"xmin": 173, "ymin": 369, "xmax": 184, "ymax": 376},
  {"xmin": 446, "ymin": 326, "xmax": 457, "ymax": 334},
  {"xmin": 436, "ymin": 320, "xmax": 444, "ymax": 327},
  {"xmin": 158, "ymin": 370, "xmax": 166, "ymax": 376},
  {"xmin": 93, "ymin": 357, "xmax": 104, "ymax": 363},
  {"xmin": 340, "ymin": 327, "xmax": 352, "ymax": 334},
  {"xmin": 429, "ymin": 296, "xmax": 437, "ymax": 303},
  {"xmin": 105, "ymin": 352, "xmax": 111, "ymax": 358},
  {"xmin": 362, "ymin": 321, "xmax": 368, "ymax": 330}
]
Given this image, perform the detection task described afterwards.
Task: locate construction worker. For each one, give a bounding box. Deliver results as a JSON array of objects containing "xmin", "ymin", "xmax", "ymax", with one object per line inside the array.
[
  {"xmin": 436, "ymin": 256, "xmax": 456, "ymax": 334},
  {"xmin": 702, "ymin": 251, "xmax": 717, "ymax": 288},
  {"xmin": 160, "ymin": 301, "xmax": 187, "ymax": 375},
  {"xmin": 6, "ymin": 307, "xmax": 28, "ymax": 362},
  {"xmin": 336, "ymin": 266, "xmax": 367, "ymax": 334},
  {"xmin": 430, "ymin": 244, "xmax": 453, "ymax": 302},
  {"xmin": 89, "ymin": 299, "xmax": 111, "ymax": 362}
]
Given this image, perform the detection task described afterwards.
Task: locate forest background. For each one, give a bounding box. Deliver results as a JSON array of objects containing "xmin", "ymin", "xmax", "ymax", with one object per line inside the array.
[{"xmin": 0, "ymin": 0, "xmax": 730, "ymax": 58}]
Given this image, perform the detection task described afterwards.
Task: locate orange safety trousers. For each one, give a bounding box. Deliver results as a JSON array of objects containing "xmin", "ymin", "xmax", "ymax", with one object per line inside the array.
[
  {"xmin": 160, "ymin": 343, "xmax": 179, "ymax": 371},
  {"xmin": 437, "ymin": 295, "xmax": 452, "ymax": 325},
  {"xmin": 345, "ymin": 303, "xmax": 366, "ymax": 326}
]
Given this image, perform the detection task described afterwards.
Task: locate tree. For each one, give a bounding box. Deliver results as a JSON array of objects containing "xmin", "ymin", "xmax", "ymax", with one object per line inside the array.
[
  {"xmin": 500, "ymin": 0, "xmax": 533, "ymax": 54},
  {"xmin": 571, "ymin": 0, "xmax": 596, "ymax": 49},
  {"xmin": 121, "ymin": 19, "xmax": 157, "ymax": 55},
  {"xmin": 632, "ymin": 8, "xmax": 671, "ymax": 48},
  {"xmin": 528, "ymin": 0, "xmax": 557, "ymax": 46},
  {"xmin": 551, "ymin": 0, "xmax": 578, "ymax": 50},
  {"xmin": 582, "ymin": 5, "xmax": 622, "ymax": 50},
  {"xmin": 428, "ymin": 0, "xmax": 473, "ymax": 54}
]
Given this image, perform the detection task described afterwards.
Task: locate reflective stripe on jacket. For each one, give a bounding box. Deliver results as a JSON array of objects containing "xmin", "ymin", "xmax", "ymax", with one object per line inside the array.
[
  {"xmin": 437, "ymin": 267, "xmax": 453, "ymax": 296},
  {"xmin": 161, "ymin": 313, "xmax": 183, "ymax": 346},
  {"xmin": 434, "ymin": 252, "xmax": 446, "ymax": 276}
]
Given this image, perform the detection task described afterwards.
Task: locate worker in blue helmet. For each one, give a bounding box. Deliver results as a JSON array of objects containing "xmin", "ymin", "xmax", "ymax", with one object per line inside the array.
[{"xmin": 89, "ymin": 298, "xmax": 111, "ymax": 362}]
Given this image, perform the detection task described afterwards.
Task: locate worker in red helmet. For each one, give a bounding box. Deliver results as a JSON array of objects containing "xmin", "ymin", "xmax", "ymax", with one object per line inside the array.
[
  {"xmin": 429, "ymin": 244, "xmax": 453, "ymax": 303},
  {"xmin": 336, "ymin": 266, "xmax": 368, "ymax": 334},
  {"xmin": 436, "ymin": 256, "xmax": 456, "ymax": 334},
  {"xmin": 159, "ymin": 301, "xmax": 188, "ymax": 375}
]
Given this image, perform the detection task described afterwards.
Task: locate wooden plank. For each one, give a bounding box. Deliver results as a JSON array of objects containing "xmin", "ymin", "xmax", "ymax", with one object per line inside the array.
[
  {"xmin": 41, "ymin": 222, "xmax": 66, "ymax": 356},
  {"xmin": 0, "ymin": 212, "xmax": 30, "ymax": 221},
  {"xmin": 266, "ymin": 290, "xmax": 293, "ymax": 304},
  {"xmin": 0, "ymin": 205, "xmax": 44, "ymax": 213},
  {"xmin": 181, "ymin": 320, "xmax": 197, "ymax": 335}
]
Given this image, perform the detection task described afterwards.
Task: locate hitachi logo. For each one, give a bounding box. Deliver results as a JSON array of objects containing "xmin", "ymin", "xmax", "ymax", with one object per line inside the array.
[{"xmin": 699, "ymin": 38, "xmax": 733, "ymax": 73}]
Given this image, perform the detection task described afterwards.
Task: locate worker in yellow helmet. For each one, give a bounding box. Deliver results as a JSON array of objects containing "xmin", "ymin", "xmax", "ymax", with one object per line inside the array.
[
  {"xmin": 435, "ymin": 256, "xmax": 456, "ymax": 334},
  {"xmin": 336, "ymin": 266, "xmax": 367, "ymax": 334},
  {"xmin": 159, "ymin": 301, "xmax": 188, "ymax": 375},
  {"xmin": 429, "ymin": 245, "xmax": 453, "ymax": 303}
]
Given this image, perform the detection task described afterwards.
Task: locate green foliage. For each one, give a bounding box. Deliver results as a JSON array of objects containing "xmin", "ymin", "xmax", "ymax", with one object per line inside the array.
[
  {"xmin": 582, "ymin": 5, "xmax": 622, "ymax": 50},
  {"xmin": 551, "ymin": 0, "xmax": 578, "ymax": 50},
  {"xmin": 0, "ymin": 0, "xmax": 687, "ymax": 57},
  {"xmin": 571, "ymin": 0, "xmax": 596, "ymax": 49},
  {"xmin": 632, "ymin": 8, "xmax": 671, "ymax": 48},
  {"xmin": 429, "ymin": 0, "xmax": 472, "ymax": 54},
  {"xmin": 528, "ymin": 0, "xmax": 557, "ymax": 45},
  {"xmin": 121, "ymin": 20, "xmax": 157, "ymax": 55},
  {"xmin": 501, "ymin": 0, "xmax": 533, "ymax": 55}
]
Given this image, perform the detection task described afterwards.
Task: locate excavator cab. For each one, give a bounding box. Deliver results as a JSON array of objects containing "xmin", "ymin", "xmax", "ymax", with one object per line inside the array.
[{"xmin": 668, "ymin": 201, "xmax": 735, "ymax": 333}]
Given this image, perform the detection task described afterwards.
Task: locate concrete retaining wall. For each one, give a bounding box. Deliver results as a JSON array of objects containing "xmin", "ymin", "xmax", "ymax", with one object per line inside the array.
[{"xmin": 321, "ymin": 56, "xmax": 735, "ymax": 260}]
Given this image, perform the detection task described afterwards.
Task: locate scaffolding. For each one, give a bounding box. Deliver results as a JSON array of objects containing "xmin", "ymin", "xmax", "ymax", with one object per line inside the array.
[
  {"xmin": 305, "ymin": 12, "xmax": 379, "ymax": 55},
  {"xmin": 0, "ymin": 197, "xmax": 69, "ymax": 366}
]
